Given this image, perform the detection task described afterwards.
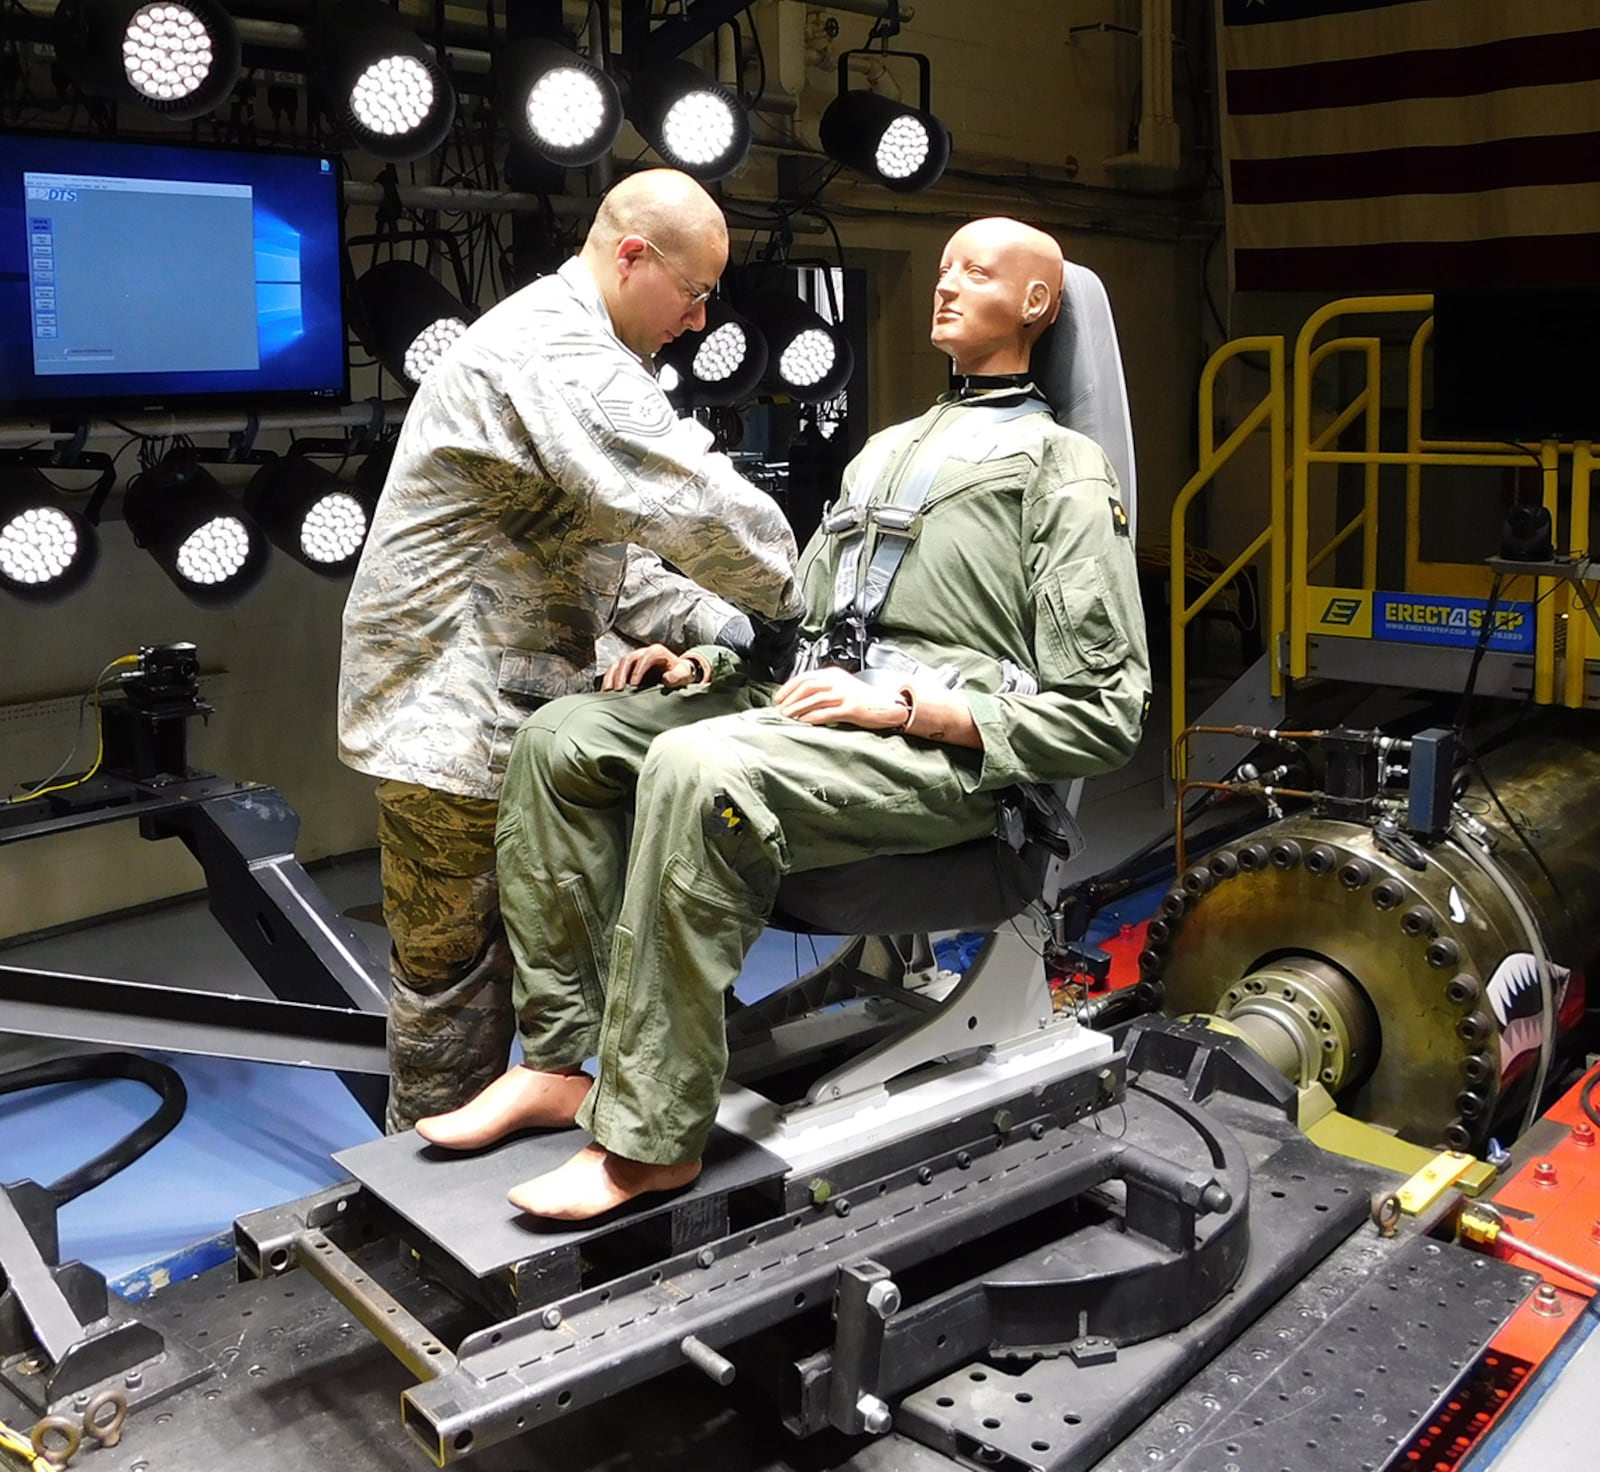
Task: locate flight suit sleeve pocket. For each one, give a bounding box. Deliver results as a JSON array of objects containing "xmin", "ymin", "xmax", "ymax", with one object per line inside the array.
[{"xmin": 1037, "ymin": 557, "xmax": 1130, "ymax": 680}]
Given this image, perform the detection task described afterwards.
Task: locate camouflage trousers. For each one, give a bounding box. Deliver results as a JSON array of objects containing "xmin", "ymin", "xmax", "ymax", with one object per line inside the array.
[
  {"xmin": 496, "ymin": 683, "xmax": 996, "ymax": 1165},
  {"xmin": 375, "ymin": 779, "xmax": 516, "ymax": 1134}
]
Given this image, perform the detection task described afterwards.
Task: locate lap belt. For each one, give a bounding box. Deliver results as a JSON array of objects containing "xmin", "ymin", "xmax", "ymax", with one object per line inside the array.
[{"xmin": 850, "ymin": 647, "xmax": 1080, "ymax": 863}]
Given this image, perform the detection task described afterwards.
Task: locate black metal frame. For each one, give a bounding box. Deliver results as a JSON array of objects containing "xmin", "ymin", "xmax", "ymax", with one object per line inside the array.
[
  {"xmin": 0, "ymin": 1179, "xmax": 211, "ymax": 1414},
  {"xmin": 1, "ymin": 725, "xmax": 390, "ymax": 1120},
  {"xmin": 223, "ymin": 1024, "xmax": 1408, "ymax": 1468}
]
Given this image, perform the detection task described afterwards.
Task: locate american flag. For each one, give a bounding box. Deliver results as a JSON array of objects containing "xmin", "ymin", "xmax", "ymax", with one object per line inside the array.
[{"xmin": 1218, "ymin": 0, "xmax": 1600, "ymax": 292}]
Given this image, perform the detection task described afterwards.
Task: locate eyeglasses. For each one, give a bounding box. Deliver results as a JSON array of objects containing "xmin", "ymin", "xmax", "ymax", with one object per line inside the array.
[{"xmin": 642, "ymin": 238, "xmax": 715, "ymax": 308}]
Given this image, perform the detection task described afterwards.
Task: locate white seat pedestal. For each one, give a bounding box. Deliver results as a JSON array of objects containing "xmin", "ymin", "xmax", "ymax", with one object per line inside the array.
[{"xmin": 716, "ymin": 926, "xmax": 1116, "ymax": 1180}]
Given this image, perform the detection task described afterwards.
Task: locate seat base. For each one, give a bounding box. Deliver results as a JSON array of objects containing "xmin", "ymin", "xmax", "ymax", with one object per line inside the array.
[{"xmin": 716, "ymin": 1015, "xmax": 1114, "ymax": 1182}]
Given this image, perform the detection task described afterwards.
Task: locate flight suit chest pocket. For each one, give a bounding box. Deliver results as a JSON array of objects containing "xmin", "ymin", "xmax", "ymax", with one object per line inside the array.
[{"xmin": 1038, "ymin": 557, "xmax": 1129, "ymax": 680}]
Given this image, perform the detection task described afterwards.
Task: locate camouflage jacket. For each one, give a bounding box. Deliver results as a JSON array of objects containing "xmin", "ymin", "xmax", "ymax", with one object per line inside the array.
[{"xmin": 339, "ymin": 258, "xmax": 801, "ymax": 799}]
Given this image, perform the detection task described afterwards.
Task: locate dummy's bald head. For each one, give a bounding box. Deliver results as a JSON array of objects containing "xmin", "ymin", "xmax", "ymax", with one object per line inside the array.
[
  {"xmin": 932, "ymin": 217, "xmax": 1065, "ymax": 375},
  {"xmin": 584, "ymin": 169, "xmax": 728, "ymax": 263}
]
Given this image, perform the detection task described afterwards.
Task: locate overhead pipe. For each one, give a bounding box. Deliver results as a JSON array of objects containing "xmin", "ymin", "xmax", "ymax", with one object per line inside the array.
[{"xmin": 1103, "ymin": 0, "xmax": 1182, "ymax": 185}]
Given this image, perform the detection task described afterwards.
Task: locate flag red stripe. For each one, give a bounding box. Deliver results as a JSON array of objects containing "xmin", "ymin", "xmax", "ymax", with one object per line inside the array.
[
  {"xmin": 1225, "ymin": 28, "xmax": 1600, "ymax": 115},
  {"xmin": 1235, "ymin": 235, "xmax": 1600, "ymax": 293},
  {"xmin": 1231, "ymin": 131, "xmax": 1600, "ymax": 205}
]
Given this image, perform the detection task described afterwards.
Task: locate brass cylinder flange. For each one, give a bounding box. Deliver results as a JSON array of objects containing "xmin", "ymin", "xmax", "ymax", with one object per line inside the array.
[
  {"xmin": 1150, "ymin": 720, "xmax": 1600, "ymax": 1148},
  {"xmin": 1213, "ymin": 954, "xmax": 1378, "ymax": 1093}
]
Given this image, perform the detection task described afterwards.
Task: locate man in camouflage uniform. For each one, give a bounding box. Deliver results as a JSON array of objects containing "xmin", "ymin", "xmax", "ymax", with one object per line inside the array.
[
  {"xmin": 338, "ymin": 170, "xmax": 802, "ymax": 1133},
  {"xmin": 417, "ymin": 217, "xmax": 1151, "ymax": 1218}
]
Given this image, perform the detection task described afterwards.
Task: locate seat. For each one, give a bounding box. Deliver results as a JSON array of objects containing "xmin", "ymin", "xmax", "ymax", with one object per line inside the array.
[
  {"xmin": 768, "ymin": 259, "xmax": 1137, "ymax": 936},
  {"xmin": 724, "ymin": 260, "xmax": 1140, "ymax": 1121}
]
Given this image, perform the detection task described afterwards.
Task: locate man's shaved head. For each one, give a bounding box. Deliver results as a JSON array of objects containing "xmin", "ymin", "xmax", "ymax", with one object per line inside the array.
[
  {"xmin": 580, "ymin": 169, "xmax": 731, "ymax": 358},
  {"xmin": 932, "ymin": 217, "xmax": 1065, "ymax": 375},
  {"xmin": 586, "ymin": 169, "xmax": 728, "ymax": 262}
]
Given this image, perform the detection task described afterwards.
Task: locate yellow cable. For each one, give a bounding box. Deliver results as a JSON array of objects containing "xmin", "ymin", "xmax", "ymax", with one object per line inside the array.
[
  {"xmin": 4, "ymin": 654, "xmax": 142, "ymax": 806},
  {"xmin": 0, "ymin": 1415, "xmax": 52, "ymax": 1472}
]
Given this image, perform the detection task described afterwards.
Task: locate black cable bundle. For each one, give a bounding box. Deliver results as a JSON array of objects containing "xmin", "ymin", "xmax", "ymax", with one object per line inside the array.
[{"xmin": 0, "ymin": 1051, "xmax": 186, "ymax": 1206}]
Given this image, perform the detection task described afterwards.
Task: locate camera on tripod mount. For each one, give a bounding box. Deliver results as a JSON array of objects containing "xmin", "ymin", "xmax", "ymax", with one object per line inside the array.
[{"xmin": 124, "ymin": 642, "xmax": 202, "ymax": 708}]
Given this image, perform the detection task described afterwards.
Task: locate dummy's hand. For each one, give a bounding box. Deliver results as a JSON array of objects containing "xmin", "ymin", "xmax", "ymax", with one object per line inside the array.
[
  {"xmin": 773, "ymin": 668, "xmax": 908, "ymax": 730},
  {"xmin": 602, "ymin": 644, "xmax": 707, "ymax": 691}
]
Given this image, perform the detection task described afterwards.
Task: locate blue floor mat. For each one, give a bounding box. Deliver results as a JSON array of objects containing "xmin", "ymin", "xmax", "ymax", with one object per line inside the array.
[
  {"xmin": 1, "ymin": 885, "xmax": 1170, "ymax": 1294},
  {"xmin": 0, "ymin": 926, "xmax": 843, "ymax": 1294}
]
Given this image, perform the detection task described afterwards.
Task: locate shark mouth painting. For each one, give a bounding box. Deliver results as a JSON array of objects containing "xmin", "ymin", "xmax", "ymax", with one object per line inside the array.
[{"xmin": 1486, "ymin": 951, "xmax": 1574, "ymax": 1080}]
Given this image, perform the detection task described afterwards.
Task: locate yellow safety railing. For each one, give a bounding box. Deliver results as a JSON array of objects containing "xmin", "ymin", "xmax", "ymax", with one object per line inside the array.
[
  {"xmin": 1171, "ymin": 293, "xmax": 1599, "ymax": 782},
  {"xmin": 1293, "ymin": 299, "xmax": 1591, "ymax": 696},
  {"xmin": 1302, "ymin": 336, "xmax": 1381, "ymax": 592},
  {"xmin": 1168, "ymin": 337, "xmax": 1284, "ymax": 781},
  {"xmin": 1288, "ymin": 295, "xmax": 1431, "ymax": 680}
]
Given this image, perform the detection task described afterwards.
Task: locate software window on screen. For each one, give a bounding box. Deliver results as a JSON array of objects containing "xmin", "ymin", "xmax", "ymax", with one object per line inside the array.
[{"xmin": 25, "ymin": 172, "xmax": 259, "ymax": 376}]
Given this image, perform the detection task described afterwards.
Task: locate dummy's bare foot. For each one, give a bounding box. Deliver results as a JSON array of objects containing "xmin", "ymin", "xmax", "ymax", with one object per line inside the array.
[
  {"xmin": 507, "ymin": 1144, "xmax": 702, "ymax": 1220},
  {"xmin": 415, "ymin": 1065, "xmax": 592, "ymax": 1150}
]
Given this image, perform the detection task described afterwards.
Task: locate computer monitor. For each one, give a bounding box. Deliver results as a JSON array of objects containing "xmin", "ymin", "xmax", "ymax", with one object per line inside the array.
[{"xmin": 0, "ymin": 132, "xmax": 348, "ymax": 414}]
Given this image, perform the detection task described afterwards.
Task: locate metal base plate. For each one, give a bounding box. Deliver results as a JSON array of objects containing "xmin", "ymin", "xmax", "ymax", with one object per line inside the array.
[
  {"xmin": 894, "ymin": 1100, "xmax": 1381, "ymax": 1470},
  {"xmin": 1102, "ymin": 1229, "xmax": 1536, "ymax": 1471},
  {"xmin": 717, "ymin": 1018, "xmax": 1114, "ymax": 1180},
  {"xmin": 0, "ymin": 1247, "xmax": 808, "ymax": 1472},
  {"xmin": 335, "ymin": 1125, "xmax": 787, "ymax": 1282}
]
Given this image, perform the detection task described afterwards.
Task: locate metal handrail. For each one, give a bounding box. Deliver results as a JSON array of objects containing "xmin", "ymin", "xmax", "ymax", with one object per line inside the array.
[
  {"xmin": 1294, "ymin": 298, "xmax": 1600, "ymax": 708},
  {"xmin": 1167, "ymin": 336, "xmax": 1284, "ymax": 780},
  {"xmin": 1569, "ymin": 443, "xmax": 1596, "ymax": 708},
  {"xmin": 1302, "ymin": 337, "xmax": 1380, "ymax": 581},
  {"xmin": 1288, "ymin": 297, "xmax": 1430, "ymax": 679},
  {"xmin": 1173, "ymin": 295, "xmax": 1600, "ymax": 795}
]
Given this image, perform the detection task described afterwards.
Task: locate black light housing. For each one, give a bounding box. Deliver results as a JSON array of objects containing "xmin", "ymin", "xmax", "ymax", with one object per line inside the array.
[
  {"xmin": 315, "ymin": 0, "xmax": 457, "ymax": 162},
  {"xmin": 752, "ymin": 290, "xmax": 854, "ymax": 402},
  {"xmin": 55, "ymin": 0, "xmax": 241, "ymax": 120},
  {"xmin": 0, "ymin": 467, "xmax": 101, "ymax": 603},
  {"xmin": 244, "ymin": 455, "xmax": 372, "ymax": 577},
  {"xmin": 124, "ymin": 454, "xmax": 269, "ymax": 607},
  {"xmin": 354, "ymin": 261, "xmax": 475, "ymax": 390},
  {"xmin": 627, "ymin": 58, "xmax": 750, "ymax": 181},
  {"xmin": 818, "ymin": 50, "xmax": 950, "ymax": 194},
  {"xmin": 501, "ymin": 36, "xmax": 623, "ymax": 168},
  {"xmin": 657, "ymin": 298, "xmax": 768, "ymax": 408},
  {"xmin": 783, "ymin": 422, "xmax": 850, "ymax": 547},
  {"xmin": 354, "ymin": 438, "xmax": 397, "ymax": 507}
]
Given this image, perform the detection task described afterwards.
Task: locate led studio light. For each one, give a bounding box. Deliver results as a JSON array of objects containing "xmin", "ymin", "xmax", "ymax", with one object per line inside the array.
[
  {"xmin": 317, "ymin": 0, "xmax": 457, "ymax": 161},
  {"xmin": 501, "ymin": 37, "xmax": 623, "ymax": 167},
  {"xmin": 0, "ymin": 469, "xmax": 100, "ymax": 603},
  {"xmin": 402, "ymin": 316, "xmax": 469, "ymax": 384},
  {"xmin": 818, "ymin": 52, "xmax": 950, "ymax": 193},
  {"xmin": 245, "ymin": 457, "xmax": 372, "ymax": 577},
  {"xmin": 354, "ymin": 260, "xmax": 475, "ymax": 390},
  {"xmin": 55, "ymin": 0, "xmax": 240, "ymax": 120},
  {"xmin": 657, "ymin": 299, "xmax": 768, "ymax": 408},
  {"xmin": 123, "ymin": 455, "xmax": 269, "ymax": 606},
  {"xmin": 753, "ymin": 292, "xmax": 854, "ymax": 401},
  {"xmin": 628, "ymin": 59, "xmax": 750, "ymax": 181}
]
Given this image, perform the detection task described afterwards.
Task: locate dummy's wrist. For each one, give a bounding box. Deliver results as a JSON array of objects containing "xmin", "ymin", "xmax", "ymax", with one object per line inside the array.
[
  {"xmin": 886, "ymin": 688, "xmax": 915, "ymax": 734},
  {"xmin": 684, "ymin": 643, "xmax": 741, "ymax": 685},
  {"xmin": 682, "ymin": 652, "xmax": 712, "ymax": 685}
]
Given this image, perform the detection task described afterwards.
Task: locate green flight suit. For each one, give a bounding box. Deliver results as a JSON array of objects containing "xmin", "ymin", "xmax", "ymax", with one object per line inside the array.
[{"xmin": 496, "ymin": 385, "xmax": 1151, "ymax": 1165}]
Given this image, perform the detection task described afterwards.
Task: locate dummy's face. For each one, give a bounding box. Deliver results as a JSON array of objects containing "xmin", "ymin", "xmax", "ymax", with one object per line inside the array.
[
  {"xmin": 930, "ymin": 232, "xmax": 1034, "ymax": 371},
  {"xmin": 614, "ymin": 233, "xmax": 725, "ymax": 358}
]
